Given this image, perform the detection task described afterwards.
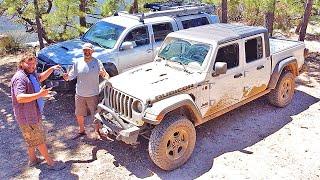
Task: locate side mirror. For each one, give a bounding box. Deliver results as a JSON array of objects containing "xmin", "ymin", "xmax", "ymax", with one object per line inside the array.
[
  {"xmin": 212, "ymin": 62, "xmax": 227, "ymax": 76},
  {"xmin": 120, "ymin": 41, "xmax": 134, "ymax": 51}
]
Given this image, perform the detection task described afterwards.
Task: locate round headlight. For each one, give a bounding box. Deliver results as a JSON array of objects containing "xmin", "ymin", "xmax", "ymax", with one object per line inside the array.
[{"xmin": 133, "ymin": 100, "xmax": 143, "ymax": 113}]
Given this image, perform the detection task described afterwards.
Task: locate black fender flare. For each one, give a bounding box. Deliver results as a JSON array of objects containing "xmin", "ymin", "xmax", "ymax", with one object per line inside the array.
[{"xmin": 268, "ymin": 57, "xmax": 298, "ymax": 89}]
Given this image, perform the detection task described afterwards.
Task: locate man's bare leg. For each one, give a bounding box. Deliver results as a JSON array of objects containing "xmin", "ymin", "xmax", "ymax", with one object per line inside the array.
[
  {"xmin": 37, "ymin": 143, "xmax": 54, "ymax": 166},
  {"xmin": 27, "ymin": 147, "xmax": 38, "ymax": 162},
  {"xmin": 76, "ymin": 115, "xmax": 85, "ymax": 133}
]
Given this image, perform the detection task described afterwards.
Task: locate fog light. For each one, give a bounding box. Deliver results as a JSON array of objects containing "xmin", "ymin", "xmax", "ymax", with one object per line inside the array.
[{"xmin": 133, "ymin": 100, "xmax": 143, "ymax": 113}]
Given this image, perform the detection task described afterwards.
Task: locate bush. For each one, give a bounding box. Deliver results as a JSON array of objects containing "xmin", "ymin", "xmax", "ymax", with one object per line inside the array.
[{"xmin": 0, "ymin": 34, "xmax": 23, "ymax": 55}]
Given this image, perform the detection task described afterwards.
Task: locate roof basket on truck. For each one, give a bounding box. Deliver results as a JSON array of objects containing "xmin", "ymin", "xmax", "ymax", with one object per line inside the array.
[{"xmin": 117, "ymin": 2, "xmax": 215, "ymax": 23}]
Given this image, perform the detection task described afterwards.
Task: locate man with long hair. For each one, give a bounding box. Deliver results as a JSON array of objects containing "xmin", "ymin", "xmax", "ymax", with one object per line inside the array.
[{"xmin": 11, "ymin": 52, "xmax": 65, "ymax": 170}]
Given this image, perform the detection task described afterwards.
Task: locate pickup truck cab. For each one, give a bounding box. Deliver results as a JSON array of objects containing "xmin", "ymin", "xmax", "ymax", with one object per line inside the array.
[
  {"xmin": 95, "ymin": 23, "xmax": 305, "ymax": 170},
  {"xmin": 36, "ymin": 4, "xmax": 219, "ymax": 90}
]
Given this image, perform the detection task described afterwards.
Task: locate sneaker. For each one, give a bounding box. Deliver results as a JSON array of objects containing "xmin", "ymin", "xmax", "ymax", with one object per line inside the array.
[
  {"xmin": 46, "ymin": 161, "xmax": 66, "ymax": 171},
  {"xmin": 28, "ymin": 158, "xmax": 43, "ymax": 167},
  {"xmin": 71, "ymin": 132, "xmax": 87, "ymax": 140}
]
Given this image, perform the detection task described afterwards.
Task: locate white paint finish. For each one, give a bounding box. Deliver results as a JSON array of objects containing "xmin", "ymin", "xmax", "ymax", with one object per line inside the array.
[
  {"xmin": 204, "ymin": 41, "xmax": 245, "ymax": 117},
  {"xmin": 109, "ymin": 61, "xmax": 203, "ymax": 102},
  {"xmin": 270, "ymin": 38, "xmax": 305, "ymax": 70},
  {"xmin": 243, "ymin": 34, "xmax": 271, "ymax": 97}
]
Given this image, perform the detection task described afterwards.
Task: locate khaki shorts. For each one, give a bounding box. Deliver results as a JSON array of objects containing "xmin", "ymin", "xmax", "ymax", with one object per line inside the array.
[
  {"xmin": 75, "ymin": 94, "xmax": 99, "ymax": 118},
  {"xmin": 19, "ymin": 122, "xmax": 46, "ymax": 148}
]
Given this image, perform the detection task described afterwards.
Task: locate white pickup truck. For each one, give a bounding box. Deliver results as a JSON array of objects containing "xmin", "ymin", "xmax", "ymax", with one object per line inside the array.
[
  {"xmin": 36, "ymin": 4, "xmax": 219, "ymax": 90},
  {"xmin": 95, "ymin": 23, "xmax": 306, "ymax": 170}
]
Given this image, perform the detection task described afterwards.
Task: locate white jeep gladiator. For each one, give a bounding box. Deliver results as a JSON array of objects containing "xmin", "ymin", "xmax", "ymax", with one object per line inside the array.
[{"xmin": 95, "ymin": 23, "xmax": 306, "ymax": 170}]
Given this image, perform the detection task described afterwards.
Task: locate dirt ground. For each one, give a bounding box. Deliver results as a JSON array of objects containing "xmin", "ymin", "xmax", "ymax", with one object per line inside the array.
[{"xmin": 0, "ymin": 45, "xmax": 319, "ymax": 180}]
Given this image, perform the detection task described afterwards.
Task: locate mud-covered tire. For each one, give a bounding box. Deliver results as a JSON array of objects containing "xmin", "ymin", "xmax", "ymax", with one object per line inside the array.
[
  {"xmin": 148, "ymin": 115, "xmax": 196, "ymax": 171},
  {"xmin": 268, "ymin": 71, "xmax": 295, "ymax": 107}
]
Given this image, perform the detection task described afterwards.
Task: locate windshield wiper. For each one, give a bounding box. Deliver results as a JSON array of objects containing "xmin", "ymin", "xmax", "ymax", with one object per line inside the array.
[
  {"xmin": 91, "ymin": 41, "xmax": 106, "ymax": 49},
  {"xmin": 175, "ymin": 61, "xmax": 192, "ymax": 74}
]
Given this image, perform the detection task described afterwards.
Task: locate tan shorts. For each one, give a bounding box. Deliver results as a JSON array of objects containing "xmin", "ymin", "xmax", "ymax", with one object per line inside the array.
[
  {"xmin": 75, "ymin": 94, "xmax": 99, "ymax": 118},
  {"xmin": 19, "ymin": 122, "xmax": 46, "ymax": 148}
]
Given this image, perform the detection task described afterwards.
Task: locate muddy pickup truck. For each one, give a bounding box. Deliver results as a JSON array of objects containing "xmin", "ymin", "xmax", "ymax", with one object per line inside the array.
[
  {"xmin": 95, "ymin": 23, "xmax": 305, "ymax": 170},
  {"xmin": 36, "ymin": 3, "xmax": 219, "ymax": 90}
]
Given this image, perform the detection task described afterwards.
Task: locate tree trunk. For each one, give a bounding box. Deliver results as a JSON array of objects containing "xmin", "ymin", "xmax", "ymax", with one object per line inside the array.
[
  {"xmin": 264, "ymin": 0, "xmax": 276, "ymax": 37},
  {"xmin": 295, "ymin": 21, "xmax": 302, "ymax": 34},
  {"xmin": 129, "ymin": 0, "xmax": 138, "ymax": 14},
  {"xmin": 299, "ymin": 0, "xmax": 313, "ymax": 41},
  {"xmin": 33, "ymin": 0, "xmax": 45, "ymax": 49},
  {"xmin": 221, "ymin": 0, "xmax": 228, "ymax": 23},
  {"xmin": 79, "ymin": 0, "xmax": 86, "ymax": 28}
]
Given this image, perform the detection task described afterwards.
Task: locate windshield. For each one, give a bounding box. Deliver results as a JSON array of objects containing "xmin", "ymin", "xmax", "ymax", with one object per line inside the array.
[
  {"xmin": 82, "ymin": 21, "xmax": 125, "ymax": 49},
  {"xmin": 158, "ymin": 38, "xmax": 210, "ymax": 67}
]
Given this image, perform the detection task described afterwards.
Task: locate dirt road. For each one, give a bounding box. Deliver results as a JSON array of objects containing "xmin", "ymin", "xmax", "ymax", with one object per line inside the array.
[{"xmin": 0, "ymin": 51, "xmax": 319, "ymax": 180}]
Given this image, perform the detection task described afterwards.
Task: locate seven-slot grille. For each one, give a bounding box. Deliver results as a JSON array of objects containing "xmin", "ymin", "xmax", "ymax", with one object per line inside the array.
[{"xmin": 104, "ymin": 86, "xmax": 137, "ymax": 119}]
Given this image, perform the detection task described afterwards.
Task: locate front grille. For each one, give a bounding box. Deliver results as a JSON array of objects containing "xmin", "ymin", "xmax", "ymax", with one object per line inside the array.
[{"xmin": 104, "ymin": 86, "xmax": 136, "ymax": 120}]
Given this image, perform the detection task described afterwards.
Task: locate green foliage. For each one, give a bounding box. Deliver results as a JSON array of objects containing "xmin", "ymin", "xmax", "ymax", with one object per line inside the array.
[
  {"xmin": 101, "ymin": 0, "xmax": 122, "ymax": 17},
  {"xmin": 43, "ymin": 0, "xmax": 82, "ymax": 41},
  {"xmin": 0, "ymin": 0, "xmax": 318, "ymax": 42}
]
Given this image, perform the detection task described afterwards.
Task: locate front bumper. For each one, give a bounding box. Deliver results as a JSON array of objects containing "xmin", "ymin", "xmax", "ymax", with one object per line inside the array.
[{"xmin": 94, "ymin": 103, "xmax": 140, "ymax": 145}]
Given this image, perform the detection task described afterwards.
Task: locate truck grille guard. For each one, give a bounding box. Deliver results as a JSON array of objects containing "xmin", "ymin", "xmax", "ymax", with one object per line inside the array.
[{"xmin": 95, "ymin": 82, "xmax": 140, "ymax": 145}]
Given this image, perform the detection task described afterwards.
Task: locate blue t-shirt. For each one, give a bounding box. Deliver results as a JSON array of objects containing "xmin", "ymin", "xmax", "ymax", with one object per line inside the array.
[{"xmin": 29, "ymin": 74, "xmax": 44, "ymax": 113}]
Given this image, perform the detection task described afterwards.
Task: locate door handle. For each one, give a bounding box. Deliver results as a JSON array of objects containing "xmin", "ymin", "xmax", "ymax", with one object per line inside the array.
[
  {"xmin": 257, "ymin": 65, "xmax": 264, "ymax": 70},
  {"xmin": 146, "ymin": 49, "xmax": 153, "ymax": 53},
  {"xmin": 234, "ymin": 73, "xmax": 243, "ymax": 78}
]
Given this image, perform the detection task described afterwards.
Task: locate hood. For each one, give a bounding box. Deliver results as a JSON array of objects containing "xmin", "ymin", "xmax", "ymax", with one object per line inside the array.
[
  {"xmin": 109, "ymin": 61, "xmax": 203, "ymax": 103},
  {"xmin": 37, "ymin": 39, "xmax": 112, "ymax": 64}
]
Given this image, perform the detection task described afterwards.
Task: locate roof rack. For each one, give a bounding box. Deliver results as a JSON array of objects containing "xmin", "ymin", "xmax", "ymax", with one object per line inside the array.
[{"xmin": 117, "ymin": 3, "xmax": 215, "ymax": 23}]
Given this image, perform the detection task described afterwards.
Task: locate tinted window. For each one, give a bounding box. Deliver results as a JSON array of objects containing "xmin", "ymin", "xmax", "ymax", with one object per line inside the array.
[
  {"xmin": 152, "ymin": 23, "xmax": 173, "ymax": 42},
  {"xmin": 215, "ymin": 43, "xmax": 239, "ymax": 69},
  {"xmin": 124, "ymin": 26, "xmax": 149, "ymax": 47},
  {"xmin": 245, "ymin": 36, "xmax": 263, "ymax": 63},
  {"xmin": 182, "ymin": 17, "xmax": 209, "ymax": 29}
]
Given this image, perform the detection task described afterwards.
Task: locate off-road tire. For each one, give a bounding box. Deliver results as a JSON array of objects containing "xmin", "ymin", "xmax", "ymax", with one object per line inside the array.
[
  {"xmin": 148, "ymin": 115, "xmax": 196, "ymax": 171},
  {"xmin": 268, "ymin": 71, "xmax": 295, "ymax": 107}
]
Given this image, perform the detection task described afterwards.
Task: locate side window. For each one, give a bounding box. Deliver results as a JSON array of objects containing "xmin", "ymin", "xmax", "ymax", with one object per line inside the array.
[
  {"xmin": 245, "ymin": 36, "xmax": 263, "ymax": 63},
  {"xmin": 215, "ymin": 43, "xmax": 239, "ymax": 69},
  {"xmin": 152, "ymin": 23, "xmax": 173, "ymax": 42},
  {"xmin": 182, "ymin": 17, "xmax": 209, "ymax": 29},
  {"xmin": 123, "ymin": 26, "xmax": 150, "ymax": 47}
]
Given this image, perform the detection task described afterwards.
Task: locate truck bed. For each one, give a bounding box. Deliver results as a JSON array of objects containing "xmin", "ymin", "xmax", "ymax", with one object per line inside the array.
[{"xmin": 270, "ymin": 38, "xmax": 305, "ymax": 70}]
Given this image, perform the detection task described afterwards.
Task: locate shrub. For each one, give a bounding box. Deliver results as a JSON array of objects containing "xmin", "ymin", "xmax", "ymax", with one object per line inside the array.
[{"xmin": 0, "ymin": 34, "xmax": 23, "ymax": 55}]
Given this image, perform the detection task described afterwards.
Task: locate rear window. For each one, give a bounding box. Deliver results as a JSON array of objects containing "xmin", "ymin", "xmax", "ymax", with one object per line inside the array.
[
  {"xmin": 245, "ymin": 36, "xmax": 264, "ymax": 63},
  {"xmin": 182, "ymin": 17, "xmax": 209, "ymax": 29},
  {"xmin": 152, "ymin": 23, "xmax": 173, "ymax": 42}
]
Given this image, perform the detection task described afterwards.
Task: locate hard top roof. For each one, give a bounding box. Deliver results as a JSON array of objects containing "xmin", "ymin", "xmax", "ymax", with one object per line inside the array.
[{"xmin": 168, "ymin": 23, "xmax": 267, "ymax": 45}]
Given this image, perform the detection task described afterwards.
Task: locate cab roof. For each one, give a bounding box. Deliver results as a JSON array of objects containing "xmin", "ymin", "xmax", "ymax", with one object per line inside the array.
[{"xmin": 168, "ymin": 23, "xmax": 267, "ymax": 45}]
